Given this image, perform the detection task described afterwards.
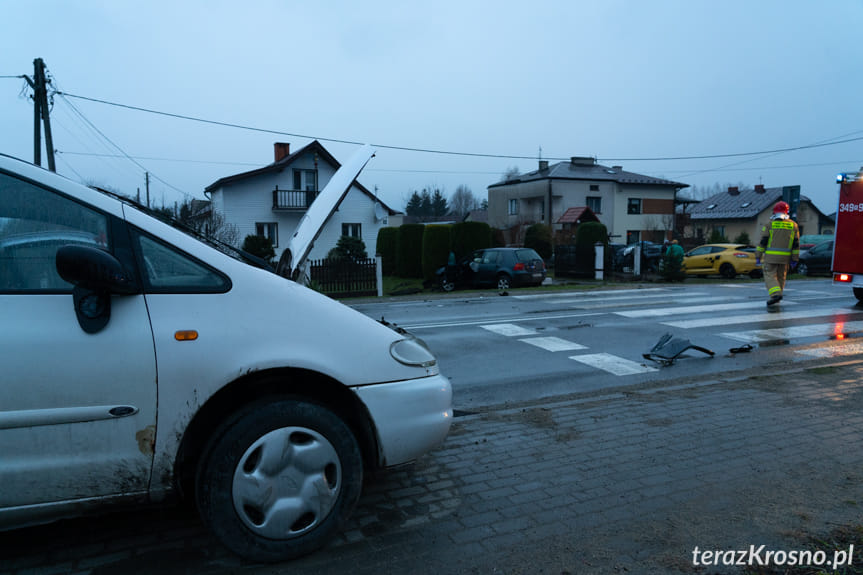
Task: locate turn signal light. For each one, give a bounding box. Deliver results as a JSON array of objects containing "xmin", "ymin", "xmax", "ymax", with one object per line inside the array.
[{"xmin": 174, "ymin": 330, "xmax": 199, "ymax": 341}]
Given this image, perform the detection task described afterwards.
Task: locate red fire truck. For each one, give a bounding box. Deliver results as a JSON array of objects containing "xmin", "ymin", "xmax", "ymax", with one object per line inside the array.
[{"xmin": 833, "ymin": 171, "xmax": 863, "ymax": 302}]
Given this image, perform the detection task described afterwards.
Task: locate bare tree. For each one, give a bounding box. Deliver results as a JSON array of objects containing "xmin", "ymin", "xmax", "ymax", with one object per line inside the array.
[
  {"xmin": 502, "ymin": 166, "xmax": 520, "ymax": 181},
  {"xmin": 449, "ymin": 185, "xmax": 479, "ymax": 220}
]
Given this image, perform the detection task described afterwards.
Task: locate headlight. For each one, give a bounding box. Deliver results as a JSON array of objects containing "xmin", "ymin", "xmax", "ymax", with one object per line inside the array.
[{"xmin": 390, "ymin": 338, "xmax": 437, "ymax": 368}]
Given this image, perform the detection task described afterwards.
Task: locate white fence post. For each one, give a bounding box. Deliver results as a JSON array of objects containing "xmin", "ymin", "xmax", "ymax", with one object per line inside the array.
[
  {"xmin": 376, "ymin": 256, "xmax": 383, "ymax": 297},
  {"xmin": 594, "ymin": 242, "xmax": 604, "ymax": 280}
]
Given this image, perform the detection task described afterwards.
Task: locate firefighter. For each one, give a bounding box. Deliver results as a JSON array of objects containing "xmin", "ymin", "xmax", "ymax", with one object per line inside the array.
[{"xmin": 756, "ymin": 200, "xmax": 800, "ymax": 306}]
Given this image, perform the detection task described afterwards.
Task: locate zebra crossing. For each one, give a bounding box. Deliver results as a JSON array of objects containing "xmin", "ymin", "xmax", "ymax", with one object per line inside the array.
[{"xmin": 483, "ymin": 286, "xmax": 863, "ymax": 376}]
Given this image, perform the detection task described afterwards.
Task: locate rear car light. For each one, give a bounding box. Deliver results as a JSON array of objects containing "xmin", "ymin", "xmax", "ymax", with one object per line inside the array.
[
  {"xmin": 835, "ymin": 273, "xmax": 853, "ymax": 283},
  {"xmin": 513, "ymin": 263, "xmax": 525, "ymax": 271}
]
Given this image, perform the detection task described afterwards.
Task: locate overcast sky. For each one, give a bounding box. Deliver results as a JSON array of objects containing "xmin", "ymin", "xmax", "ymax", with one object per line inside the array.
[{"xmin": 2, "ymin": 0, "xmax": 861, "ymax": 215}]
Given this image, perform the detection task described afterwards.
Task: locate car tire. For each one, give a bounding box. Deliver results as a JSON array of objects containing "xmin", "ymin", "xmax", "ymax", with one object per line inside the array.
[
  {"xmin": 196, "ymin": 398, "xmax": 363, "ymax": 562},
  {"xmin": 796, "ymin": 262, "xmax": 809, "ymax": 276},
  {"xmin": 440, "ymin": 276, "xmax": 455, "ymax": 292},
  {"xmin": 497, "ymin": 274, "xmax": 511, "ymax": 292},
  {"xmin": 854, "ymin": 287, "xmax": 863, "ymax": 303},
  {"xmin": 719, "ymin": 263, "xmax": 737, "ymax": 279}
]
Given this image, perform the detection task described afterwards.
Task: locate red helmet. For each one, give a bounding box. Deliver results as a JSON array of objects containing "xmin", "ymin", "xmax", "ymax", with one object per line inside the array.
[{"xmin": 773, "ymin": 201, "xmax": 790, "ymax": 214}]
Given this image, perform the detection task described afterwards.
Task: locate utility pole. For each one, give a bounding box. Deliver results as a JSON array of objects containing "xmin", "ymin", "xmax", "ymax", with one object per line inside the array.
[
  {"xmin": 23, "ymin": 58, "xmax": 56, "ymax": 171},
  {"xmin": 146, "ymin": 172, "xmax": 150, "ymax": 207}
]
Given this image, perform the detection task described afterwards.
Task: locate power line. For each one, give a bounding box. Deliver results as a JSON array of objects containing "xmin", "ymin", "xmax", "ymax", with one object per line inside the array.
[
  {"xmin": 56, "ymin": 93, "xmax": 191, "ymax": 199},
  {"xmin": 57, "ymin": 91, "xmax": 863, "ymax": 163}
]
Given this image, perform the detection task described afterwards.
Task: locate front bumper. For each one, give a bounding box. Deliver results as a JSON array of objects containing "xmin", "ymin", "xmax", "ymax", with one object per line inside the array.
[{"xmin": 353, "ymin": 373, "xmax": 453, "ymax": 467}]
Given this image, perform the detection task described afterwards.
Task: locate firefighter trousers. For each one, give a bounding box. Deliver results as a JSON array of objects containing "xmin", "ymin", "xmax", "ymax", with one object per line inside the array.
[{"xmin": 762, "ymin": 261, "xmax": 788, "ymax": 298}]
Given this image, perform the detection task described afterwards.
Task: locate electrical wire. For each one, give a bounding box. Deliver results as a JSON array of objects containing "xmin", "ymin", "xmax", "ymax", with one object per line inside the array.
[
  {"xmin": 56, "ymin": 92, "xmax": 193, "ymax": 199},
  {"xmin": 57, "ymin": 91, "xmax": 863, "ymax": 164}
]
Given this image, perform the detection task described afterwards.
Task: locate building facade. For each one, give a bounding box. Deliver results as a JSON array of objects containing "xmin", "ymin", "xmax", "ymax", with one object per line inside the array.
[
  {"xmin": 487, "ymin": 157, "xmax": 688, "ymax": 245},
  {"xmin": 205, "ymin": 141, "xmax": 397, "ymax": 261}
]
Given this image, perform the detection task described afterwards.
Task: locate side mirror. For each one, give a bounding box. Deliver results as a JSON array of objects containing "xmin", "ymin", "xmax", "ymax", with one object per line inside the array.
[
  {"xmin": 56, "ymin": 246, "xmax": 138, "ymax": 334},
  {"xmin": 56, "ymin": 245, "xmax": 138, "ymax": 294}
]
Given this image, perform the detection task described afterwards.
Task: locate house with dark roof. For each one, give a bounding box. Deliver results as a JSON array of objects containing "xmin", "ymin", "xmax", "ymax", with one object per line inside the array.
[
  {"xmin": 204, "ymin": 141, "xmax": 398, "ymax": 261},
  {"xmin": 687, "ymin": 184, "xmax": 834, "ymax": 245},
  {"xmin": 487, "ymin": 156, "xmax": 688, "ymax": 245}
]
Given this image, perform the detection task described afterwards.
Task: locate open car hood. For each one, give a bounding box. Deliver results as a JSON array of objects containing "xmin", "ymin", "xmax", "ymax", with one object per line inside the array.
[{"xmin": 277, "ymin": 144, "xmax": 376, "ymax": 280}]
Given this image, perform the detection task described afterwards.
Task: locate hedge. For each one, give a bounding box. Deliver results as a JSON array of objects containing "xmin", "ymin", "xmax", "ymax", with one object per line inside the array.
[
  {"xmin": 421, "ymin": 225, "xmax": 453, "ymax": 281},
  {"xmin": 397, "ymin": 223, "xmax": 425, "ymax": 278}
]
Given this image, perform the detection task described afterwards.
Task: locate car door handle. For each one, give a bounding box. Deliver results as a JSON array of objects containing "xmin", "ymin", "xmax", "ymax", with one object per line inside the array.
[{"xmin": 0, "ymin": 405, "xmax": 140, "ymax": 430}]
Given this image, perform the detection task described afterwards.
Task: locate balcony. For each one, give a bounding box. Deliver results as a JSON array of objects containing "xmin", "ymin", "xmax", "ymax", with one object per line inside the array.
[{"xmin": 273, "ymin": 187, "xmax": 318, "ymax": 211}]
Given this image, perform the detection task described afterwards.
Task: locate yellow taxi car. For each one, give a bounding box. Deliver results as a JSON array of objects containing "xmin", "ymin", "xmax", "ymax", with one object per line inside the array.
[{"xmin": 682, "ymin": 243, "xmax": 763, "ymax": 279}]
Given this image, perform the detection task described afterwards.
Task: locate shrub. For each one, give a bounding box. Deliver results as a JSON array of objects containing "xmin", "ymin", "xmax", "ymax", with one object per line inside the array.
[
  {"xmin": 241, "ymin": 234, "xmax": 275, "ymax": 263},
  {"xmin": 451, "ymin": 221, "xmax": 492, "ymax": 259},
  {"xmin": 524, "ymin": 223, "xmax": 553, "ymax": 260},
  {"xmin": 733, "ymin": 231, "xmax": 751, "ymax": 244},
  {"xmin": 376, "ymin": 227, "xmax": 399, "ymax": 275},
  {"xmin": 708, "ymin": 229, "xmax": 728, "ymax": 243},
  {"xmin": 574, "ymin": 222, "xmax": 609, "ymax": 273},
  {"xmin": 421, "ymin": 225, "xmax": 452, "ymax": 281},
  {"xmin": 397, "ymin": 224, "xmax": 425, "ymax": 278},
  {"xmin": 327, "ymin": 235, "xmax": 367, "ymax": 261}
]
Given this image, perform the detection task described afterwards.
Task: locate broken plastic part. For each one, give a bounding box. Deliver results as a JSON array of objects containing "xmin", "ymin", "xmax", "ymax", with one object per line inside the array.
[{"xmin": 643, "ymin": 332, "xmax": 715, "ymax": 366}]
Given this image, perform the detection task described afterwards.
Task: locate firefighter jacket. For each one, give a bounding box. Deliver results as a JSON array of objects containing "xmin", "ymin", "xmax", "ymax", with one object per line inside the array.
[{"xmin": 757, "ymin": 214, "xmax": 800, "ymax": 264}]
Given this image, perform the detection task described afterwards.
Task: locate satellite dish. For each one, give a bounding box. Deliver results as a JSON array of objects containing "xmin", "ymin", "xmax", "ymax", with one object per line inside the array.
[{"xmin": 374, "ymin": 202, "xmax": 386, "ymax": 222}]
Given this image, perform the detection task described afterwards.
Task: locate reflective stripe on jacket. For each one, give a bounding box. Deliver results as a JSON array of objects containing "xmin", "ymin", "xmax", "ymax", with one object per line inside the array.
[{"xmin": 757, "ymin": 217, "xmax": 800, "ymax": 264}]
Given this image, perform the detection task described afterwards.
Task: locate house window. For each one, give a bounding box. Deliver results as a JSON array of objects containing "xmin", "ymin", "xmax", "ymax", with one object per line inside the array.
[
  {"xmin": 589, "ymin": 184, "xmax": 599, "ymax": 192},
  {"xmin": 255, "ymin": 222, "xmax": 278, "ymax": 248},
  {"xmin": 586, "ymin": 196, "xmax": 602, "ymax": 214},
  {"xmin": 626, "ymin": 230, "xmax": 640, "ymax": 243},
  {"xmin": 293, "ymin": 169, "xmax": 317, "ymax": 191},
  {"xmin": 627, "ymin": 198, "xmax": 642, "ymax": 214},
  {"xmin": 508, "ymin": 198, "xmax": 519, "ymax": 215},
  {"xmin": 342, "ymin": 223, "xmax": 362, "ymax": 238}
]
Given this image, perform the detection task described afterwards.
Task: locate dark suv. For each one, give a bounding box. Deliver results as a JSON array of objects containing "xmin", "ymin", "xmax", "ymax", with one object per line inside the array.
[{"xmin": 438, "ymin": 247, "xmax": 547, "ymax": 292}]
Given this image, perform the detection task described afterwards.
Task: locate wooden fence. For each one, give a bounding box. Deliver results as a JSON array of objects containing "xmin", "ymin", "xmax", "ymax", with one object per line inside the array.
[{"xmin": 308, "ymin": 257, "xmax": 378, "ymax": 298}]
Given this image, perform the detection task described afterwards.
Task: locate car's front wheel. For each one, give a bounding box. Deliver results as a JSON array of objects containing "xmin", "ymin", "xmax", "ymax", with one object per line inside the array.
[
  {"xmin": 440, "ymin": 276, "xmax": 455, "ymax": 292},
  {"xmin": 796, "ymin": 262, "xmax": 809, "ymax": 276},
  {"xmin": 196, "ymin": 398, "xmax": 363, "ymax": 562}
]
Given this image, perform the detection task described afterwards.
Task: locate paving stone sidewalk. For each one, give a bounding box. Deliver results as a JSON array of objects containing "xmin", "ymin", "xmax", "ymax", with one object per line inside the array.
[{"xmin": 3, "ymin": 360, "xmax": 863, "ymax": 575}]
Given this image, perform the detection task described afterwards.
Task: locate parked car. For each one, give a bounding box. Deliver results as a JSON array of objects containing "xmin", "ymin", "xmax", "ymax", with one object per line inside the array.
[
  {"xmin": 799, "ymin": 234, "xmax": 833, "ymax": 252},
  {"xmin": 617, "ymin": 241, "xmax": 664, "ymax": 273},
  {"xmin": 0, "ymin": 149, "xmax": 452, "ymax": 563},
  {"xmin": 682, "ymin": 243, "xmax": 762, "ymax": 278},
  {"xmin": 796, "ymin": 240, "xmax": 834, "ymax": 276},
  {"xmin": 437, "ymin": 247, "xmax": 546, "ymax": 292}
]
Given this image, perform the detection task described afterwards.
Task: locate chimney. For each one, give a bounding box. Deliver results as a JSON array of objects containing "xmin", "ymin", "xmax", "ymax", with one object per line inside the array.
[
  {"xmin": 728, "ymin": 186, "xmax": 739, "ymax": 196},
  {"xmin": 754, "ymin": 184, "xmax": 765, "ymax": 194},
  {"xmin": 612, "ymin": 165, "xmax": 622, "ymax": 171},
  {"xmin": 539, "ymin": 160, "xmax": 549, "ymax": 170},
  {"xmin": 570, "ymin": 156, "xmax": 596, "ymax": 166},
  {"xmin": 274, "ymin": 142, "xmax": 290, "ymax": 163}
]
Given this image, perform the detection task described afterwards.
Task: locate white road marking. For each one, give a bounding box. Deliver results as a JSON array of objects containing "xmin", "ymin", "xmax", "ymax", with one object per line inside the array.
[
  {"xmin": 720, "ymin": 320, "xmax": 863, "ymax": 343},
  {"xmin": 512, "ymin": 288, "xmax": 670, "ymax": 300},
  {"xmin": 797, "ymin": 340, "xmax": 863, "ymax": 358},
  {"xmin": 663, "ymin": 307, "xmax": 863, "ymax": 329},
  {"xmin": 480, "ymin": 323, "xmax": 537, "ymax": 337},
  {"xmin": 569, "ymin": 353, "xmax": 658, "ymax": 376},
  {"xmin": 616, "ymin": 300, "xmax": 785, "ymax": 318},
  {"xmin": 519, "ymin": 337, "xmax": 587, "ymax": 352}
]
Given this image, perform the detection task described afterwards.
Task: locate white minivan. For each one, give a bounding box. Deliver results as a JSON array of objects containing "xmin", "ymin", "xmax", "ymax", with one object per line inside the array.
[{"xmin": 0, "ymin": 147, "xmax": 452, "ymax": 562}]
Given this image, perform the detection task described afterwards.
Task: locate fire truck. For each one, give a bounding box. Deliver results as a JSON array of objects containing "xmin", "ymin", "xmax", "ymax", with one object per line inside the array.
[{"xmin": 833, "ymin": 170, "xmax": 863, "ymax": 302}]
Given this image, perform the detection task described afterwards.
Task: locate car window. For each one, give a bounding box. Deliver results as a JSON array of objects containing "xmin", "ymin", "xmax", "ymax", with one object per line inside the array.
[
  {"xmin": 135, "ymin": 232, "xmax": 229, "ymax": 293},
  {"xmin": 0, "ymin": 172, "xmax": 109, "ymax": 292},
  {"xmin": 688, "ymin": 246, "xmax": 711, "ymax": 256},
  {"xmin": 481, "ymin": 251, "xmax": 499, "ymax": 265},
  {"xmin": 711, "ymin": 246, "xmax": 727, "ymax": 254},
  {"xmin": 516, "ymin": 249, "xmax": 541, "ymax": 262}
]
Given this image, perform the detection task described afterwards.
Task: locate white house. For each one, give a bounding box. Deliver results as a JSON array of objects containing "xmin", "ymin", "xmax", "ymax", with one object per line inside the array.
[{"xmin": 204, "ymin": 141, "xmax": 398, "ymax": 261}]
